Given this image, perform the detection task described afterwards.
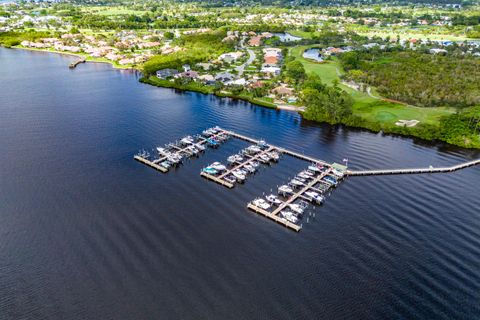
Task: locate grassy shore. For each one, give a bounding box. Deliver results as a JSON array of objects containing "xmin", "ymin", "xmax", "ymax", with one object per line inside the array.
[{"xmin": 141, "ymin": 76, "xmax": 277, "ymax": 109}]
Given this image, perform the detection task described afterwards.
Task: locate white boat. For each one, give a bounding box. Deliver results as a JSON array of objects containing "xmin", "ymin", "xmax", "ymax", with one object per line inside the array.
[
  {"xmin": 332, "ymin": 169, "xmax": 345, "ymax": 179},
  {"xmin": 278, "ymin": 185, "xmax": 293, "ymax": 195},
  {"xmin": 308, "ymin": 165, "xmax": 321, "ymax": 172},
  {"xmin": 195, "ymin": 143, "xmax": 205, "ymax": 151},
  {"xmin": 290, "ymin": 179, "xmax": 304, "ymax": 187},
  {"xmin": 288, "ymin": 203, "xmax": 305, "ymax": 215},
  {"xmin": 180, "ymin": 136, "xmax": 194, "ymax": 145},
  {"xmin": 227, "ymin": 155, "xmax": 237, "ymax": 164},
  {"xmin": 210, "ymin": 162, "xmax": 226, "ymax": 171},
  {"xmin": 257, "ymin": 140, "xmax": 268, "ymax": 149},
  {"xmin": 232, "ymin": 169, "xmax": 246, "ymax": 182},
  {"xmin": 252, "ymin": 198, "xmax": 271, "ymax": 210},
  {"xmin": 268, "ymin": 151, "xmax": 280, "ymax": 161},
  {"xmin": 160, "ymin": 161, "xmax": 171, "ymax": 169},
  {"xmin": 245, "ymin": 145, "xmax": 261, "ymax": 154},
  {"xmin": 251, "ymin": 161, "xmax": 260, "ymax": 168},
  {"xmin": 244, "ymin": 164, "xmax": 256, "ymax": 173},
  {"xmin": 265, "ymin": 194, "xmax": 282, "ymax": 205},
  {"xmin": 224, "ymin": 175, "xmax": 236, "ymax": 184},
  {"xmin": 305, "ymin": 191, "xmax": 324, "ymax": 204},
  {"xmin": 300, "ymin": 170, "xmax": 315, "ymax": 177},
  {"xmin": 156, "ymin": 147, "xmax": 168, "ymax": 155},
  {"xmin": 280, "ymin": 210, "xmax": 298, "ymax": 223}
]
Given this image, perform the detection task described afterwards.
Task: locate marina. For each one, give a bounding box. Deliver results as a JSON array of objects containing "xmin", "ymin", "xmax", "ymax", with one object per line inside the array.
[{"xmin": 134, "ymin": 126, "xmax": 479, "ymax": 232}]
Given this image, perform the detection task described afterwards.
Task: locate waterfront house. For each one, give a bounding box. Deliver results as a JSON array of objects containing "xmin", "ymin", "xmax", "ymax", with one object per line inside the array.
[
  {"xmin": 198, "ymin": 74, "xmax": 216, "ymax": 85},
  {"xmin": 215, "ymin": 72, "xmax": 236, "ymax": 84},
  {"xmin": 176, "ymin": 71, "xmax": 199, "ymax": 80},
  {"xmin": 272, "ymin": 85, "xmax": 294, "ymax": 97},
  {"xmin": 156, "ymin": 69, "xmax": 179, "ymax": 79}
]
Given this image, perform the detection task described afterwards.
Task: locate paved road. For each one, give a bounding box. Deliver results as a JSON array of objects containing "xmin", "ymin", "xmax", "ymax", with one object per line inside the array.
[{"xmin": 235, "ymin": 37, "xmax": 256, "ymax": 76}]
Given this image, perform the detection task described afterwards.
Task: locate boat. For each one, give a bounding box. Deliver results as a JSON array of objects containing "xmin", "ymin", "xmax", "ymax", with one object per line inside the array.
[
  {"xmin": 195, "ymin": 143, "xmax": 205, "ymax": 151},
  {"xmin": 308, "ymin": 165, "xmax": 321, "ymax": 172},
  {"xmin": 160, "ymin": 161, "xmax": 171, "ymax": 169},
  {"xmin": 224, "ymin": 175, "xmax": 237, "ymax": 184},
  {"xmin": 290, "ymin": 179, "xmax": 304, "ymax": 187},
  {"xmin": 244, "ymin": 164, "xmax": 256, "ymax": 173},
  {"xmin": 252, "ymin": 198, "xmax": 270, "ymax": 210},
  {"xmin": 227, "ymin": 154, "xmax": 243, "ymax": 165},
  {"xmin": 294, "ymin": 176, "xmax": 307, "ymax": 183},
  {"xmin": 265, "ymin": 194, "xmax": 282, "ymax": 205},
  {"xmin": 332, "ymin": 169, "xmax": 344, "ymax": 179},
  {"xmin": 300, "ymin": 170, "xmax": 315, "ymax": 177},
  {"xmin": 202, "ymin": 167, "xmax": 218, "ymax": 175},
  {"xmin": 257, "ymin": 140, "xmax": 268, "ymax": 149},
  {"xmin": 206, "ymin": 138, "xmax": 219, "ymax": 147},
  {"xmin": 268, "ymin": 151, "xmax": 280, "ymax": 162},
  {"xmin": 251, "ymin": 161, "xmax": 260, "ymax": 168},
  {"xmin": 156, "ymin": 147, "xmax": 168, "ymax": 155},
  {"xmin": 278, "ymin": 185, "xmax": 293, "ymax": 195},
  {"xmin": 288, "ymin": 203, "xmax": 305, "ymax": 215},
  {"xmin": 323, "ymin": 175, "xmax": 338, "ymax": 186},
  {"xmin": 280, "ymin": 210, "xmax": 298, "ymax": 224},
  {"xmin": 305, "ymin": 191, "xmax": 324, "ymax": 204},
  {"xmin": 232, "ymin": 169, "xmax": 246, "ymax": 182},
  {"xmin": 246, "ymin": 145, "xmax": 261, "ymax": 154},
  {"xmin": 187, "ymin": 146, "xmax": 199, "ymax": 156},
  {"xmin": 210, "ymin": 162, "xmax": 226, "ymax": 171},
  {"xmin": 180, "ymin": 136, "xmax": 194, "ymax": 145}
]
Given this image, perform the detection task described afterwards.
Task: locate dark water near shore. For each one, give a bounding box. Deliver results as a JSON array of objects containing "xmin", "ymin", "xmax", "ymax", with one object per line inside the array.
[{"xmin": 1, "ymin": 48, "xmax": 479, "ymax": 320}]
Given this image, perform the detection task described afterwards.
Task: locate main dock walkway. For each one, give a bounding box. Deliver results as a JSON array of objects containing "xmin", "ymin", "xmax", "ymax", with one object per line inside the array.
[{"xmin": 348, "ymin": 158, "xmax": 480, "ymax": 176}]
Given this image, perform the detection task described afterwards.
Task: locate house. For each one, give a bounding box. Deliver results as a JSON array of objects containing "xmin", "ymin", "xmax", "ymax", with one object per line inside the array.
[
  {"xmin": 219, "ymin": 51, "xmax": 244, "ymax": 63},
  {"xmin": 248, "ymin": 36, "xmax": 262, "ymax": 47},
  {"xmin": 430, "ymin": 48, "xmax": 448, "ymax": 55},
  {"xmin": 215, "ymin": 72, "xmax": 236, "ymax": 83},
  {"xmin": 176, "ymin": 71, "xmax": 199, "ymax": 79},
  {"xmin": 156, "ymin": 68, "xmax": 179, "ymax": 79},
  {"xmin": 261, "ymin": 65, "xmax": 281, "ymax": 76},
  {"xmin": 272, "ymin": 85, "xmax": 294, "ymax": 97},
  {"xmin": 196, "ymin": 63, "xmax": 213, "ymax": 71},
  {"xmin": 263, "ymin": 48, "xmax": 282, "ymax": 56},
  {"xmin": 198, "ymin": 74, "xmax": 216, "ymax": 85},
  {"xmin": 264, "ymin": 56, "xmax": 279, "ymax": 65}
]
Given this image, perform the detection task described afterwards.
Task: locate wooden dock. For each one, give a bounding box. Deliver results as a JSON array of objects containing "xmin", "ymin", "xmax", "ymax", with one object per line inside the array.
[
  {"xmin": 69, "ymin": 58, "xmax": 86, "ymax": 68},
  {"xmin": 221, "ymin": 129, "xmax": 331, "ymax": 167},
  {"xmin": 247, "ymin": 169, "xmax": 333, "ymax": 232},
  {"xmin": 134, "ymin": 155, "xmax": 168, "ymax": 173},
  {"xmin": 347, "ymin": 158, "xmax": 480, "ymax": 176},
  {"xmin": 200, "ymin": 171, "xmax": 235, "ymax": 188}
]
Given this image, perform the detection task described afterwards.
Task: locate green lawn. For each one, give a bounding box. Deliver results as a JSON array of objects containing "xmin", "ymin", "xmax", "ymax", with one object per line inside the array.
[{"xmin": 290, "ymin": 45, "xmax": 455, "ymax": 126}]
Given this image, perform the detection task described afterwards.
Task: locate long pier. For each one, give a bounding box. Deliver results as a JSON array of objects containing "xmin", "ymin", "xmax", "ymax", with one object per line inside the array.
[
  {"xmin": 69, "ymin": 58, "xmax": 86, "ymax": 68},
  {"xmin": 347, "ymin": 158, "xmax": 480, "ymax": 176},
  {"xmin": 134, "ymin": 155, "xmax": 168, "ymax": 173}
]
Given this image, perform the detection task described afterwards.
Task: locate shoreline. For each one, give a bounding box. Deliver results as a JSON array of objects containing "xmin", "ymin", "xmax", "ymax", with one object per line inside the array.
[{"xmin": 4, "ymin": 46, "xmax": 478, "ymax": 150}]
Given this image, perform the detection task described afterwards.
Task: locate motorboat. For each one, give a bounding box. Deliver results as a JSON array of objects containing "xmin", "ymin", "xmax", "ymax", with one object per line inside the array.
[
  {"xmin": 210, "ymin": 162, "xmax": 226, "ymax": 171},
  {"xmin": 180, "ymin": 136, "xmax": 194, "ymax": 145},
  {"xmin": 227, "ymin": 155, "xmax": 237, "ymax": 164},
  {"xmin": 290, "ymin": 179, "xmax": 304, "ymax": 187},
  {"xmin": 244, "ymin": 164, "xmax": 256, "ymax": 173},
  {"xmin": 295, "ymin": 176, "xmax": 307, "ymax": 182},
  {"xmin": 265, "ymin": 194, "xmax": 282, "ymax": 205},
  {"xmin": 246, "ymin": 145, "xmax": 262, "ymax": 154},
  {"xmin": 278, "ymin": 185, "xmax": 293, "ymax": 195},
  {"xmin": 300, "ymin": 170, "xmax": 315, "ymax": 177},
  {"xmin": 187, "ymin": 146, "xmax": 199, "ymax": 156},
  {"xmin": 160, "ymin": 161, "xmax": 171, "ymax": 169},
  {"xmin": 308, "ymin": 165, "xmax": 321, "ymax": 172},
  {"xmin": 232, "ymin": 169, "xmax": 246, "ymax": 182},
  {"xmin": 156, "ymin": 147, "xmax": 169, "ymax": 155},
  {"xmin": 258, "ymin": 154, "xmax": 271, "ymax": 163},
  {"xmin": 280, "ymin": 211, "xmax": 298, "ymax": 224},
  {"xmin": 288, "ymin": 203, "xmax": 305, "ymax": 215},
  {"xmin": 257, "ymin": 140, "xmax": 268, "ymax": 149},
  {"xmin": 195, "ymin": 143, "xmax": 205, "ymax": 151},
  {"xmin": 206, "ymin": 138, "xmax": 219, "ymax": 147},
  {"xmin": 268, "ymin": 151, "xmax": 280, "ymax": 162},
  {"xmin": 136, "ymin": 149, "xmax": 150, "ymax": 158},
  {"xmin": 202, "ymin": 167, "xmax": 218, "ymax": 175},
  {"xmin": 305, "ymin": 191, "xmax": 324, "ymax": 204},
  {"xmin": 332, "ymin": 169, "xmax": 345, "ymax": 179},
  {"xmin": 323, "ymin": 175, "xmax": 338, "ymax": 186},
  {"xmin": 251, "ymin": 161, "xmax": 260, "ymax": 168},
  {"xmin": 252, "ymin": 198, "xmax": 271, "ymax": 210},
  {"xmin": 224, "ymin": 175, "xmax": 236, "ymax": 184},
  {"xmin": 167, "ymin": 154, "xmax": 182, "ymax": 165}
]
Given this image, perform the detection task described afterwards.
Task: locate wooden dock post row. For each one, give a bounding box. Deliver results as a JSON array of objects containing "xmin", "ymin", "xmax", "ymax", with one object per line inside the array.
[
  {"xmin": 347, "ymin": 158, "xmax": 480, "ymax": 177},
  {"xmin": 134, "ymin": 155, "xmax": 168, "ymax": 173}
]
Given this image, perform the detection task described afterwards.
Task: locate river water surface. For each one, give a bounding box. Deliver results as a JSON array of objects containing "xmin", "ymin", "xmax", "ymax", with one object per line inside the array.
[{"xmin": 0, "ymin": 48, "xmax": 479, "ymax": 319}]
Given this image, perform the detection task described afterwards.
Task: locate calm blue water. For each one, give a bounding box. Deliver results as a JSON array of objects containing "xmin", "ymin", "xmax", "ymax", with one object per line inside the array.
[{"xmin": 0, "ymin": 48, "xmax": 479, "ymax": 320}]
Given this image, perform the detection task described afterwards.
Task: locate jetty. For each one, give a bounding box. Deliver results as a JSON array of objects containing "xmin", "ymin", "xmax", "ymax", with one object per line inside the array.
[
  {"xmin": 347, "ymin": 158, "xmax": 480, "ymax": 176},
  {"xmin": 69, "ymin": 58, "xmax": 86, "ymax": 68}
]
